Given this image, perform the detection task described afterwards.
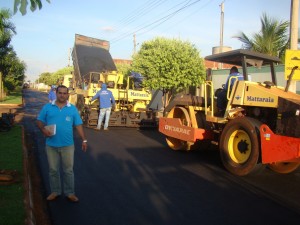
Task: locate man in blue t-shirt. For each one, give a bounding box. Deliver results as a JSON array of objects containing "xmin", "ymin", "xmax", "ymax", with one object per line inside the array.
[
  {"xmin": 216, "ymin": 66, "xmax": 244, "ymax": 114},
  {"xmin": 37, "ymin": 85, "xmax": 87, "ymax": 202},
  {"xmin": 224, "ymin": 66, "xmax": 244, "ymax": 91},
  {"xmin": 91, "ymin": 83, "xmax": 115, "ymax": 131}
]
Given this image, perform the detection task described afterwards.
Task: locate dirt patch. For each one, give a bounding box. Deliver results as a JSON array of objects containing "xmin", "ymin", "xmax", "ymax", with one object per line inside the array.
[{"xmin": 0, "ymin": 170, "xmax": 20, "ymax": 185}]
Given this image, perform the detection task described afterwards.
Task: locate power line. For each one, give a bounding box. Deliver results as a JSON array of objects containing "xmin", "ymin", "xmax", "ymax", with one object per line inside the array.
[
  {"xmin": 138, "ymin": 0, "xmax": 214, "ymax": 37},
  {"xmin": 98, "ymin": 0, "xmax": 167, "ymax": 38},
  {"xmin": 110, "ymin": 0, "xmax": 192, "ymax": 42},
  {"xmin": 110, "ymin": 0, "xmax": 202, "ymax": 44},
  {"xmin": 159, "ymin": 0, "xmax": 216, "ymax": 34}
]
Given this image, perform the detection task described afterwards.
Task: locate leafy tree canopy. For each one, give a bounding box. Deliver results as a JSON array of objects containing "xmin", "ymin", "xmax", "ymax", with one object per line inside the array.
[
  {"xmin": 131, "ymin": 37, "xmax": 205, "ymax": 96},
  {"xmin": 0, "ymin": 9, "xmax": 16, "ymax": 60},
  {"xmin": 234, "ymin": 13, "xmax": 289, "ymax": 61},
  {"xmin": 52, "ymin": 66, "xmax": 73, "ymax": 84},
  {"xmin": 2, "ymin": 50, "xmax": 26, "ymax": 91},
  {"xmin": 0, "ymin": 9, "xmax": 16, "ymax": 34},
  {"xmin": 14, "ymin": 0, "xmax": 50, "ymax": 16},
  {"xmin": 116, "ymin": 63, "xmax": 132, "ymax": 77},
  {"xmin": 38, "ymin": 71, "xmax": 51, "ymax": 84},
  {"xmin": 37, "ymin": 66, "xmax": 73, "ymax": 86},
  {"xmin": 0, "ymin": 9, "xmax": 25, "ymax": 91}
]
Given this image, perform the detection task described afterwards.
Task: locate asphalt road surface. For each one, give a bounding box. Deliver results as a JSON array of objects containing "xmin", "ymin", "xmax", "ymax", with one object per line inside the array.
[{"xmin": 22, "ymin": 89, "xmax": 300, "ymax": 225}]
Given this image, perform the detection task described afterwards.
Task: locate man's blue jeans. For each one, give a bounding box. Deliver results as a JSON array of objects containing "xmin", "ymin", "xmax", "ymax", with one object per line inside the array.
[
  {"xmin": 46, "ymin": 145, "xmax": 75, "ymax": 196},
  {"xmin": 96, "ymin": 107, "xmax": 111, "ymax": 129},
  {"xmin": 216, "ymin": 89, "xmax": 228, "ymax": 112}
]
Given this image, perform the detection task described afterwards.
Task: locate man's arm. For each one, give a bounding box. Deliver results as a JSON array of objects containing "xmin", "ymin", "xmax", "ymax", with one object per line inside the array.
[
  {"xmin": 75, "ymin": 125, "xmax": 87, "ymax": 152},
  {"xmin": 36, "ymin": 120, "xmax": 52, "ymax": 137},
  {"xmin": 90, "ymin": 92, "xmax": 99, "ymax": 102}
]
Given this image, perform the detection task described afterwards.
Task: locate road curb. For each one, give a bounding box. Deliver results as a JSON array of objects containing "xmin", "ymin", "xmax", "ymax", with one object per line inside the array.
[{"xmin": 22, "ymin": 125, "xmax": 36, "ymax": 225}]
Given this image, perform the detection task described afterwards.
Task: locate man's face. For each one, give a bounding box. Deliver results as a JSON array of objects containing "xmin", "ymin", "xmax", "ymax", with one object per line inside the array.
[{"xmin": 56, "ymin": 87, "xmax": 69, "ymax": 103}]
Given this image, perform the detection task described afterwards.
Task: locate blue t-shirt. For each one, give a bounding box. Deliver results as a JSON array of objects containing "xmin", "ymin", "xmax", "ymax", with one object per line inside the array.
[
  {"xmin": 37, "ymin": 101, "xmax": 83, "ymax": 147},
  {"xmin": 91, "ymin": 84, "xmax": 115, "ymax": 108},
  {"xmin": 224, "ymin": 72, "xmax": 244, "ymax": 90}
]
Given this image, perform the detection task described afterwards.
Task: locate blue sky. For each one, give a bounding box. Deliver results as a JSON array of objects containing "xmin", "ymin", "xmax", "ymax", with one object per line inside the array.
[{"xmin": 0, "ymin": 0, "xmax": 296, "ymax": 81}]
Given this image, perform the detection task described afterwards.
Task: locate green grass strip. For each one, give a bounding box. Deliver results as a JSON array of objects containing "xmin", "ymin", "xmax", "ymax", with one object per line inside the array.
[
  {"xmin": 0, "ymin": 91, "xmax": 23, "ymax": 104},
  {"xmin": 0, "ymin": 126, "xmax": 26, "ymax": 225}
]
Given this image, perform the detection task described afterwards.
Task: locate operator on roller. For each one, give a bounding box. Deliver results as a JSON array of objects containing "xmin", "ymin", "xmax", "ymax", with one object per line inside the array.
[{"xmin": 216, "ymin": 66, "xmax": 244, "ymax": 115}]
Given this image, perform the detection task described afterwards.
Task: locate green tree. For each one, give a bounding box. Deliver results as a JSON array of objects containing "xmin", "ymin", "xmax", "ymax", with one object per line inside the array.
[
  {"xmin": 116, "ymin": 63, "xmax": 132, "ymax": 77},
  {"xmin": 116, "ymin": 63, "xmax": 132, "ymax": 85},
  {"xmin": 14, "ymin": 0, "xmax": 50, "ymax": 15},
  {"xmin": 131, "ymin": 37, "xmax": 205, "ymax": 105},
  {"xmin": 0, "ymin": 9, "xmax": 16, "ymax": 62},
  {"xmin": 2, "ymin": 50, "xmax": 26, "ymax": 91},
  {"xmin": 0, "ymin": 9, "xmax": 25, "ymax": 92},
  {"xmin": 234, "ymin": 13, "xmax": 289, "ymax": 61},
  {"xmin": 52, "ymin": 66, "xmax": 73, "ymax": 85},
  {"xmin": 38, "ymin": 72, "xmax": 52, "ymax": 85},
  {"xmin": 0, "ymin": 9, "xmax": 16, "ymax": 33},
  {"xmin": 37, "ymin": 66, "xmax": 73, "ymax": 86}
]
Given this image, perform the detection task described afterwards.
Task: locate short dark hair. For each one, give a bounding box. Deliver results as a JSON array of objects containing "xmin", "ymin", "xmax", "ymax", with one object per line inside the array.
[
  {"xmin": 230, "ymin": 66, "xmax": 239, "ymax": 73},
  {"xmin": 56, "ymin": 85, "xmax": 68, "ymax": 93}
]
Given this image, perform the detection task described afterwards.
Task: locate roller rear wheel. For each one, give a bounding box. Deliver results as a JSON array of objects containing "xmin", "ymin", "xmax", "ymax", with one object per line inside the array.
[
  {"xmin": 220, "ymin": 117, "xmax": 263, "ymax": 176},
  {"xmin": 268, "ymin": 162, "xmax": 300, "ymax": 174},
  {"xmin": 165, "ymin": 107, "xmax": 191, "ymax": 151}
]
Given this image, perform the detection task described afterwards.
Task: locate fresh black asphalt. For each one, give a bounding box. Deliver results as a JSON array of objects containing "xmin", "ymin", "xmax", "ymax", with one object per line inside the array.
[{"xmin": 22, "ymin": 89, "xmax": 300, "ymax": 225}]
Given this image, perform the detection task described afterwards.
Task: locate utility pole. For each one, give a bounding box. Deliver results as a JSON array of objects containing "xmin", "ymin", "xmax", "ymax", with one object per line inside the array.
[
  {"xmin": 219, "ymin": 1, "xmax": 224, "ymax": 51},
  {"xmin": 289, "ymin": 0, "xmax": 299, "ymax": 93},
  {"xmin": 219, "ymin": 1, "xmax": 225, "ymax": 69},
  {"xmin": 68, "ymin": 48, "xmax": 71, "ymax": 67}
]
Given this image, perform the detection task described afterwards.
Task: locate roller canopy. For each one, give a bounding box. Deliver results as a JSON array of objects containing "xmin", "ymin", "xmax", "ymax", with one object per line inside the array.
[
  {"xmin": 205, "ymin": 49, "xmax": 282, "ymax": 84},
  {"xmin": 205, "ymin": 49, "xmax": 281, "ymax": 66}
]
